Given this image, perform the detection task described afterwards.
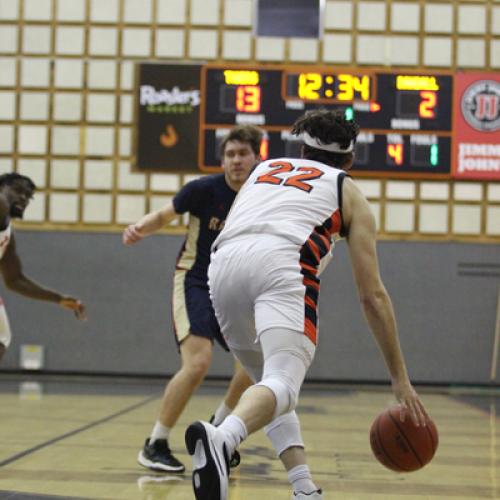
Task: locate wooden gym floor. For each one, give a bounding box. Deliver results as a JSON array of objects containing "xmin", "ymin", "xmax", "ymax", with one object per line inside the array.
[{"xmin": 0, "ymin": 375, "xmax": 498, "ymax": 500}]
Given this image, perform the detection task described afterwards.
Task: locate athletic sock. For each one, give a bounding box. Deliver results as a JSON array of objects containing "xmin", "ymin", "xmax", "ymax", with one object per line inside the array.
[
  {"xmin": 212, "ymin": 402, "xmax": 232, "ymax": 426},
  {"xmin": 217, "ymin": 415, "xmax": 248, "ymax": 454},
  {"xmin": 149, "ymin": 421, "xmax": 170, "ymax": 443},
  {"xmin": 287, "ymin": 464, "xmax": 317, "ymax": 495}
]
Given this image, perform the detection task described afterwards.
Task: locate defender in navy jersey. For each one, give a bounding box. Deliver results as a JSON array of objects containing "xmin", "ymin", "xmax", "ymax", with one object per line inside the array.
[
  {"xmin": 173, "ymin": 173, "xmax": 239, "ymax": 351},
  {"xmin": 123, "ymin": 125, "xmax": 263, "ymax": 473},
  {"xmin": 185, "ymin": 110, "xmax": 431, "ymax": 500}
]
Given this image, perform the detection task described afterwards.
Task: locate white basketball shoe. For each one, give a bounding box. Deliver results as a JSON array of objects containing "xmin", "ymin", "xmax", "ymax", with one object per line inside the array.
[{"xmin": 185, "ymin": 420, "xmax": 230, "ymax": 500}]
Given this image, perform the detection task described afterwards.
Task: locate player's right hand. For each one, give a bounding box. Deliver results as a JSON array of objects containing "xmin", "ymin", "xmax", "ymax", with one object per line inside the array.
[
  {"xmin": 60, "ymin": 297, "xmax": 87, "ymax": 321},
  {"xmin": 391, "ymin": 378, "xmax": 429, "ymax": 427},
  {"xmin": 123, "ymin": 224, "xmax": 143, "ymax": 245}
]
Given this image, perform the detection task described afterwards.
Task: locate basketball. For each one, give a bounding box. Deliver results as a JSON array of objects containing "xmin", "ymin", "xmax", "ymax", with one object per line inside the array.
[{"xmin": 370, "ymin": 405, "xmax": 438, "ymax": 472}]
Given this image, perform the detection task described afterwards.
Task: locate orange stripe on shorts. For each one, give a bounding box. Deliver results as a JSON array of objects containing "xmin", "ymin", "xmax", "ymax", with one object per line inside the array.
[{"xmin": 304, "ymin": 317, "xmax": 317, "ymax": 344}]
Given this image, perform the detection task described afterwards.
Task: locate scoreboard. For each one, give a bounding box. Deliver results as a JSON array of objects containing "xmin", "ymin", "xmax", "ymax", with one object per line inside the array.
[{"xmin": 199, "ymin": 65, "xmax": 453, "ymax": 178}]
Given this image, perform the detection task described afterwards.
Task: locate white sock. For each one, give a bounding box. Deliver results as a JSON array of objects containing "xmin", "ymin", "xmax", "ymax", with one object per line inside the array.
[
  {"xmin": 149, "ymin": 421, "xmax": 170, "ymax": 443},
  {"xmin": 212, "ymin": 402, "xmax": 232, "ymax": 426},
  {"xmin": 217, "ymin": 415, "xmax": 248, "ymax": 454},
  {"xmin": 287, "ymin": 464, "xmax": 317, "ymax": 495}
]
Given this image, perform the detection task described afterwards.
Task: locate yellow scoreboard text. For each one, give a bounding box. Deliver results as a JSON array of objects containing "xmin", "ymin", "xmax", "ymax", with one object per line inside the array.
[
  {"xmin": 297, "ymin": 73, "xmax": 371, "ymax": 102},
  {"xmin": 396, "ymin": 75, "xmax": 440, "ymax": 91},
  {"xmin": 224, "ymin": 70, "xmax": 259, "ymax": 86}
]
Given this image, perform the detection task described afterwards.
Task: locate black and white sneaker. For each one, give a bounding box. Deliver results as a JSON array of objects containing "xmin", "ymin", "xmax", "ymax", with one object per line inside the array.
[
  {"xmin": 185, "ymin": 421, "xmax": 230, "ymax": 500},
  {"xmin": 208, "ymin": 414, "xmax": 241, "ymax": 469},
  {"xmin": 138, "ymin": 438, "xmax": 185, "ymax": 473}
]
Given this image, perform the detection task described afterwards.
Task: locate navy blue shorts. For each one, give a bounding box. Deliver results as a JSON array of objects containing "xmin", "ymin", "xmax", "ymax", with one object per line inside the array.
[{"xmin": 172, "ymin": 271, "xmax": 229, "ymax": 351}]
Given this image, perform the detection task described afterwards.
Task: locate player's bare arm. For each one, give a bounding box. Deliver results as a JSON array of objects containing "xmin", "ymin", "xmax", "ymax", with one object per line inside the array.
[
  {"xmin": 0, "ymin": 193, "xmax": 11, "ymax": 228},
  {"xmin": 343, "ymin": 178, "xmax": 428, "ymax": 426},
  {"xmin": 0, "ymin": 234, "xmax": 86, "ymax": 320},
  {"xmin": 123, "ymin": 201, "xmax": 178, "ymax": 245}
]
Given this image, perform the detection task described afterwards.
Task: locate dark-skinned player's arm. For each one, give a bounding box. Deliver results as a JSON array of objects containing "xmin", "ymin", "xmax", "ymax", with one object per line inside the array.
[
  {"xmin": 0, "ymin": 193, "xmax": 10, "ymax": 228},
  {"xmin": 342, "ymin": 177, "xmax": 428, "ymax": 426},
  {"xmin": 122, "ymin": 201, "xmax": 178, "ymax": 246},
  {"xmin": 0, "ymin": 234, "xmax": 86, "ymax": 320}
]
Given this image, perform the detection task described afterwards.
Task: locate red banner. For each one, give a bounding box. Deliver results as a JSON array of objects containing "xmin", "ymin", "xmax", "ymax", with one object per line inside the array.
[{"xmin": 452, "ymin": 72, "xmax": 500, "ymax": 180}]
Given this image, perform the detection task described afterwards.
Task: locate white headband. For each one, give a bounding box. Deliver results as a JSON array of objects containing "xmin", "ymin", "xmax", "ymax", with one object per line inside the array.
[{"xmin": 300, "ymin": 131, "xmax": 354, "ymax": 153}]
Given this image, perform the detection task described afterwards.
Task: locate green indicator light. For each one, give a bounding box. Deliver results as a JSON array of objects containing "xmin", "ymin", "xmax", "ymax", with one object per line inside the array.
[
  {"xmin": 345, "ymin": 107, "xmax": 354, "ymax": 121},
  {"xmin": 430, "ymin": 144, "xmax": 438, "ymax": 166}
]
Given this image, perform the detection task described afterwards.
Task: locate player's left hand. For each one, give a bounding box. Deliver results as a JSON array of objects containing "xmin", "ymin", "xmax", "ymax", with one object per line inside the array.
[
  {"xmin": 391, "ymin": 378, "xmax": 429, "ymax": 427},
  {"xmin": 60, "ymin": 297, "xmax": 87, "ymax": 321},
  {"xmin": 122, "ymin": 224, "xmax": 144, "ymax": 245}
]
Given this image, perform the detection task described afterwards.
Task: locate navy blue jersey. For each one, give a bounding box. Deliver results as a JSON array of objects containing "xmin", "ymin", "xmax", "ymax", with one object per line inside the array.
[{"xmin": 173, "ymin": 174, "xmax": 237, "ymax": 282}]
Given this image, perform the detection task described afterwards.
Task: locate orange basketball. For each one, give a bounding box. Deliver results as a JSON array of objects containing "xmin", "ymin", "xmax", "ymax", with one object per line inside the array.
[{"xmin": 369, "ymin": 405, "xmax": 438, "ymax": 472}]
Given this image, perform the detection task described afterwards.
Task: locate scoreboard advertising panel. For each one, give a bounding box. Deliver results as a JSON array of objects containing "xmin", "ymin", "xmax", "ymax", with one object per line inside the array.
[
  {"xmin": 452, "ymin": 72, "xmax": 500, "ymax": 181},
  {"xmin": 134, "ymin": 63, "xmax": 499, "ymax": 180},
  {"xmin": 135, "ymin": 63, "xmax": 200, "ymax": 171}
]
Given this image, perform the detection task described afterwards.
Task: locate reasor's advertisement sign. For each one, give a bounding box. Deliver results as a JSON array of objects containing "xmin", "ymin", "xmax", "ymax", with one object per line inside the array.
[
  {"xmin": 134, "ymin": 63, "xmax": 201, "ymax": 171},
  {"xmin": 452, "ymin": 72, "xmax": 500, "ymax": 180}
]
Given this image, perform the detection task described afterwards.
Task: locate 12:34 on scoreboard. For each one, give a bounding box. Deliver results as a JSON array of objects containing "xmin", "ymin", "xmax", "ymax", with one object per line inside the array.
[{"xmin": 200, "ymin": 64, "xmax": 453, "ymax": 178}]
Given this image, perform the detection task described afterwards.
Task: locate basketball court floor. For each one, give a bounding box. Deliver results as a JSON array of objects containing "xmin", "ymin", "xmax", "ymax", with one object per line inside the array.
[{"xmin": 0, "ymin": 375, "xmax": 498, "ymax": 500}]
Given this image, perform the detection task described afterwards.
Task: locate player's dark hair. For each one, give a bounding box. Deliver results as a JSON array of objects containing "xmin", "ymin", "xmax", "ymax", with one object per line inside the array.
[
  {"xmin": 0, "ymin": 172, "xmax": 36, "ymax": 191},
  {"xmin": 291, "ymin": 109, "xmax": 360, "ymax": 169},
  {"xmin": 220, "ymin": 125, "xmax": 264, "ymax": 157}
]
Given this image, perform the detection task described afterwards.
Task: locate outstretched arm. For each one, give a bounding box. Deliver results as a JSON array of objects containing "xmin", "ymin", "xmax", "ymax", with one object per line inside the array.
[
  {"xmin": 0, "ymin": 235, "xmax": 86, "ymax": 320},
  {"xmin": 343, "ymin": 178, "xmax": 427, "ymax": 426},
  {"xmin": 122, "ymin": 201, "xmax": 178, "ymax": 245},
  {"xmin": 0, "ymin": 194, "xmax": 10, "ymax": 229}
]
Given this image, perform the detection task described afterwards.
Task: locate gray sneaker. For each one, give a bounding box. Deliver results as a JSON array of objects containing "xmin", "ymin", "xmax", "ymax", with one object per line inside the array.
[
  {"xmin": 137, "ymin": 438, "xmax": 185, "ymax": 473},
  {"xmin": 292, "ymin": 489, "xmax": 323, "ymax": 499}
]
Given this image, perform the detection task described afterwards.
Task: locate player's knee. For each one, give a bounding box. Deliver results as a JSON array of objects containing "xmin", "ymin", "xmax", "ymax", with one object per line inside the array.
[
  {"xmin": 264, "ymin": 411, "xmax": 304, "ymax": 457},
  {"xmin": 183, "ymin": 352, "xmax": 211, "ymax": 382},
  {"xmin": 189, "ymin": 358, "xmax": 211, "ymax": 382},
  {"xmin": 256, "ymin": 374, "xmax": 299, "ymax": 416}
]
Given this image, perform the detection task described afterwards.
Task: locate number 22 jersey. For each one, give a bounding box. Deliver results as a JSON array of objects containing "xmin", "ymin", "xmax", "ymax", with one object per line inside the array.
[{"xmin": 213, "ymin": 157, "xmax": 347, "ymax": 277}]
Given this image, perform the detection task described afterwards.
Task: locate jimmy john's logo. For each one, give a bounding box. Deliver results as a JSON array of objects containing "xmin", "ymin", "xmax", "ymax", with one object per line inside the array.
[
  {"xmin": 461, "ymin": 80, "xmax": 500, "ymax": 132},
  {"xmin": 140, "ymin": 85, "xmax": 200, "ymax": 114}
]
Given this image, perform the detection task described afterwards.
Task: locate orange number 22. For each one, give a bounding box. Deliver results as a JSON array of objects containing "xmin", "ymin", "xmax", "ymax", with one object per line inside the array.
[{"xmin": 255, "ymin": 161, "xmax": 324, "ymax": 193}]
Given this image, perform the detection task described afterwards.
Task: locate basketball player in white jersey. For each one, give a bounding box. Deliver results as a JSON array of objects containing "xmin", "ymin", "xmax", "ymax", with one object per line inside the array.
[
  {"xmin": 0, "ymin": 173, "xmax": 86, "ymax": 362},
  {"xmin": 185, "ymin": 110, "xmax": 430, "ymax": 500}
]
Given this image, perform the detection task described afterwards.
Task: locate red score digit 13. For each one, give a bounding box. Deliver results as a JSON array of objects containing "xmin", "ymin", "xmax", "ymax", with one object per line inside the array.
[{"xmin": 236, "ymin": 85, "xmax": 261, "ymax": 113}]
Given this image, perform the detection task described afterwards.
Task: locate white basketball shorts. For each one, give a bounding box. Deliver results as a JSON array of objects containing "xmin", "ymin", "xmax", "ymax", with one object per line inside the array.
[{"xmin": 208, "ymin": 235, "xmax": 320, "ymax": 352}]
